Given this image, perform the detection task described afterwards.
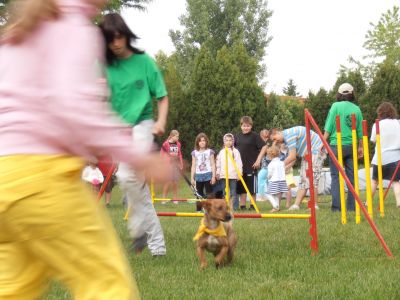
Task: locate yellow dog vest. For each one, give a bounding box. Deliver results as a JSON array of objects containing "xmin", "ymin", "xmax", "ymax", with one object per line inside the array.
[{"xmin": 193, "ymin": 219, "xmax": 226, "ymax": 241}]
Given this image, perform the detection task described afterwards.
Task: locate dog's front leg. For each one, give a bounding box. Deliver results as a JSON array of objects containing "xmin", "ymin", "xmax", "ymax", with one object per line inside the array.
[
  {"xmin": 215, "ymin": 245, "xmax": 228, "ymax": 268},
  {"xmin": 197, "ymin": 246, "xmax": 208, "ymax": 270}
]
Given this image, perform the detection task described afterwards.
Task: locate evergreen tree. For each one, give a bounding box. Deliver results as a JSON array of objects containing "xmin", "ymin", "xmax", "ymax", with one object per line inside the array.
[
  {"xmin": 282, "ymin": 79, "xmax": 299, "ymax": 96},
  {"xmin": 305, "ymin": 88, "xmax": 332, "ymax": 130}
]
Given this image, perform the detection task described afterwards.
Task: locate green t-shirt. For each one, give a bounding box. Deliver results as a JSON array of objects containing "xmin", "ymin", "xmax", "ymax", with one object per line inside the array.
[
  {"xmin": 106, "ymin": 53, "xmax": 167, "ymax": 125},
  {"xmin": 324, "ymin": 101, "xmax": 363, "ymax": 145}
]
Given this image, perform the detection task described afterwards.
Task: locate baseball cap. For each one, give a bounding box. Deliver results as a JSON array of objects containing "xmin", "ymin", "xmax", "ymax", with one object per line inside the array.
[{"xmin": 338, "ymin": 83, "xmax": 354, "ymax": 95}]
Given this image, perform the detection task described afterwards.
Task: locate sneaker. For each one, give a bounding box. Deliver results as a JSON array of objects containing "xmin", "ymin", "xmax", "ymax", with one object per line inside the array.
[
  {"xmin": 248, "ymin": 205, "xmax": 255, "ymax": 211},
  {"xmin": 270, "ymin": 207, "xmax": 280, "ymax": 213},
  {"xmin": 240, "ymin": 206, "xmax": 246, "ymax": 210},
  {"xmin": 288, "ymin": 204, "xmax": 300, "ymax": 211},
  {"xmin": 173, "ymin": 201, "xmax": 178, "ymax": 204},
  {"xmin": 315, "ymin": 205, "xmax": 319, "ymax": 210}
]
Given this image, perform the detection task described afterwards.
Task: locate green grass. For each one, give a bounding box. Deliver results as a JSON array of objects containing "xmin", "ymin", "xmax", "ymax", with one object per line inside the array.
[{"xmin": 43, "ymin": 182, "xmax": 400, "ymax": 300}]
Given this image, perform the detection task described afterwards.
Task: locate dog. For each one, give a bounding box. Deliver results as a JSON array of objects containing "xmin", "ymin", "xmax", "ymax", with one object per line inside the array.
[{"xmin": 193, "ymin": 199, "xmax": 237, "ymax": 269}]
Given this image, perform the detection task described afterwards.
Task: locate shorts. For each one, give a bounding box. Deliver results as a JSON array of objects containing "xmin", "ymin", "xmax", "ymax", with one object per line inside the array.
[
  {"xmin": 372, "ymin": 161, "xmax": 400, "ymax": 181},
  {"xmin": 101, "ymin": 174, "xmax": 116, "ymax": 193},
  {"xmin": 299, "ymin": 151, "xmax": 326, "ymax": 190},
  {"xmin": 285, "ymin": 172, "xmax": 297, "ymax": 188},
  {"xmin": 237, "ymin": 172, "xmax": 257, "ymax": 195}
]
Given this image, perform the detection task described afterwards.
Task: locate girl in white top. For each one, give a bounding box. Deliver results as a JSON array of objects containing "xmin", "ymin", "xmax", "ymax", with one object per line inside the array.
[
  {"xmin": 216, "ymin": 133, "xmax": 243, "ymax": 207},
  {"xmin": 267, "ymin": 143, "xmax": 288, "ymax": 212},
  {"xmin": 191, "ymin": 133, "xmax": 216, "ymax": 211},
  {"xmin": 370, "ymin": 102, "xmax": 400, "ymax": 207}
]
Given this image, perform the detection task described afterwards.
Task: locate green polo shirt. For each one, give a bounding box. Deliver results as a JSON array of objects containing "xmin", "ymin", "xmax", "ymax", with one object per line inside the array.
[
  {"xmin": 324, "ymin": 101, "xmax": 363, "ymax": 145},
  {"xmin": 106, "ymin": 53, "xmax": 167, "ymax": 125}
]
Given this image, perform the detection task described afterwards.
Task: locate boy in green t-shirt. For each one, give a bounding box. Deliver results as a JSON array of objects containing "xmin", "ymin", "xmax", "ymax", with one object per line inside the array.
[
  {"xmin": 323, "ymin": 83, "xmax": 363, "ymax": 212},
  {"xmin": 99, "ymin": 13, "xmax": 169, "ymax": 256}
]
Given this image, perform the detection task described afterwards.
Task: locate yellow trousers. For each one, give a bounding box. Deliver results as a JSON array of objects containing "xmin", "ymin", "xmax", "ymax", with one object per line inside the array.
[{"xmin": 0, "ymin": 155, "xmax": 139, "ymax": 300}]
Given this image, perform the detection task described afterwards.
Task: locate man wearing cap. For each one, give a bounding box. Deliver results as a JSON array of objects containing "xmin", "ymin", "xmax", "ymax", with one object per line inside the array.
[{"xmin": 323, "ymin": 83, "xmax": 364, "ymax": 212}]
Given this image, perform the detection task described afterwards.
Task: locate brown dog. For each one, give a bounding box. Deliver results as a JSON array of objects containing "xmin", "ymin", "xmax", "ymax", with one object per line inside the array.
[{"xmin": 193, "ymin": 199, "xmax": 237, "ymax": 269}]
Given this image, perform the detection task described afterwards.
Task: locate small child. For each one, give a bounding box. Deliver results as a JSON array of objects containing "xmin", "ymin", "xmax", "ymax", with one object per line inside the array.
[
  {"xmin": 82, "ymin": 162, "xmax": 104, "ymax": 192},
  {"xmin": 280, "ymin": 143, "xmax": 297, "ymax": 208},
  {"xmin": 191, "ymin": 133, "xmax": 216, "ymax": 211},
  {"xmin": 267, "ymin": 143, "xmax": 288, "ymax": 212},
  {"xmin": 216, "ymin": 133, "xmax": 243, "ymax": 209},
  {"xmin": 161, "ymin": 130, "xmax": 183, "ymax": 200}
]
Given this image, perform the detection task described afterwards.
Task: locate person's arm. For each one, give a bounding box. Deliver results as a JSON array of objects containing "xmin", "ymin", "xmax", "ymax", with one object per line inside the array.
[
  {"xmin": 254, "ymin": 145, "xmax": 267, "ymax": 168},
  {"xmin": 215, "ymin": 151, "xmax": 221, "ymax": 180},
  {"xmin": 210, "ymin": 153, "xmax": 216, "ymax": 185},
  {"xmin": 191, "ymin": 155, "xmax": 196, "ymax": 186},
  {"xmin": 153, "ymin": 96, "xmax": 169, "ymax": 136},
  {"xmin": 236, "ymin": 150, "xmax": 243, "ymax": 177},
  {"xmin": 178, "ymin": 141, "xmax": 183, "ymax": 170},
  {"xmin": 323, "ymin": 131, "xmax": 330, "ymax": 141},
  {"xmin": 284, "ymin": 149, "xmax": 297, "ymax": 166}
]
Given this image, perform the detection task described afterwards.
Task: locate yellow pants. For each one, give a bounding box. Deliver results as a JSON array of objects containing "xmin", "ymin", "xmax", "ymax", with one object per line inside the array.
[{"xmin": 0, "ymin": 155, "xmax": 139, "ymax": 300}]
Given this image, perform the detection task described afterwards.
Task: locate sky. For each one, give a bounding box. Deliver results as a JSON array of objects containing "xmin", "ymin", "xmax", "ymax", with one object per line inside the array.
[{"xmin": 122, "ymin": 0, "xmax": 399, "ymax": 96}]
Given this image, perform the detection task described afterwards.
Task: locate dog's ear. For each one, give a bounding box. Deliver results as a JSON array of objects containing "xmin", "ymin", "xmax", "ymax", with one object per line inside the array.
[{"xmin": 200, "ymin": 200, "xmax": 212, "ymax": 211}]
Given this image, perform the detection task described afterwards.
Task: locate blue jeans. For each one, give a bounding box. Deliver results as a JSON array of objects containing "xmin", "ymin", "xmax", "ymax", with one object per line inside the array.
[
  {"xmin": 329, "ymin": 145, "xmax": 355, "ymax": 211},
  {"xmin": 221, "ymin": 179, "xmax": 238, "ymax": 209},
  {"xmin": 257, "ymin": 168, "xmax": 268, "ymax": 198}
]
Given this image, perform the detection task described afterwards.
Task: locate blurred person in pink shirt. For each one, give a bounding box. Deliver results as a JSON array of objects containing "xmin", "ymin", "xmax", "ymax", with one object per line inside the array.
[{"xmin": 0, "ymin": 0, "xmax": 169, "ymax": 299}]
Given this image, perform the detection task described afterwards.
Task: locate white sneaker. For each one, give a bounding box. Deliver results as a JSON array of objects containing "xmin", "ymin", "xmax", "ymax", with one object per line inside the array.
[
  {"xmin": 288, "ymin": 204, "xmax": 300, "ymax": 211},
  {"xmin": 315, "ymin": 204, "xmax": 319, "ymax": 210}
]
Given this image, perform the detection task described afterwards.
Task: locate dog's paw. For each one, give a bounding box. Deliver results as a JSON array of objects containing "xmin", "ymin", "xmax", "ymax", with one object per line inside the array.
[{"xmin": 200, "ymin": 262, "xmax": 208, "ymax": 270}]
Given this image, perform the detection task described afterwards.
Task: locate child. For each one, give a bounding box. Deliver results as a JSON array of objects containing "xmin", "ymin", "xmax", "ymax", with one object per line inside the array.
[
  {"xmin": 82, "ymin": 162, "xmax": 104, "ymax": 191},
  {"xmin": 234, "ymin": 116, "xmax": 265, "ymax": 210},
  {"xmin": 280, "ymin": 143, "xmax": 297, "ymax": 208},
  {"xmin": 191, "ymin": 133, "xmax": 216, "ymax": 211},
  {"xmin": 161, "ymin": 130, "xmax": 183, "ymax": 200},
  {"xmin": 267, "ymin": 143, "xmax": 289, "ymax": 212},
  {"xmin": 257, "ymin": 129, "xmax": 270, "ymax": 201},
  {"xmin": 216, "ymin": 133, "xmax": 243, "ymax": 209}
]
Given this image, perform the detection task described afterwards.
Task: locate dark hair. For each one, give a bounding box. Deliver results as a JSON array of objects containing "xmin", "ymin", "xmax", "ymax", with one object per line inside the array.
[
  {"xmin": 377, "ymin": 101, "xmax": 398, "ymax": 120},
  {"xmin": 194, "ymin": 133, "xmax": 209, "ymax": 151},
  {"xmin": 336, "ymin": 92, "xmax": 356, "ymax": 102},
  {"xmin": 98, "ymin": 13, "xmax": 143, "ymax": 65}
]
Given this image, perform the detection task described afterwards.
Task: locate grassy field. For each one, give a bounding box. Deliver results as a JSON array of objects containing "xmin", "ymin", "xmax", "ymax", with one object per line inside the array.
[{"xmin": 44, "ymin": 182, "xmax": 400, "ymax": 300}]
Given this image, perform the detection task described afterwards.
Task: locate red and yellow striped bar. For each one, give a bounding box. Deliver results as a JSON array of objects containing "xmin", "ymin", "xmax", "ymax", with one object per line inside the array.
[
  {"xmin": 336, "ymin": 116, "xmax": 347, "ymax": 224},
  {"xmin": 153, "ymin": 198, "xmax": 201, "ymax": 202},
  {"xmin": 157, "ymin": 212, "xmax": 311, "ymax": 219},
  {"xmin": 351, "ymin": 114, "xmax": 361, "ymax": 224},
  {"xmin": 375, "ymin": 120, "xmax": 384, "ymax": 217},
  {"xmin": 362, "ymin": 120, "xmax": 373, "ymax": 219}
]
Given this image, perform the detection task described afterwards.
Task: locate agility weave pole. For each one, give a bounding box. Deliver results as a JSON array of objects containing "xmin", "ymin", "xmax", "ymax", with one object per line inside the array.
[
  {"xmin": 351, "ymin": 114, "xmax": 361, "ymax": 224},
  {"xmin": 305, "ymin": 109, "xmax": 393, "ymax": 257}
]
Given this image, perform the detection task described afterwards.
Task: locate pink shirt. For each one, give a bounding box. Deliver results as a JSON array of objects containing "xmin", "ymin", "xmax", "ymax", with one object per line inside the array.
[{"xmin": 0, "ymin": 0, "xmax": 135, "ymax": 163}]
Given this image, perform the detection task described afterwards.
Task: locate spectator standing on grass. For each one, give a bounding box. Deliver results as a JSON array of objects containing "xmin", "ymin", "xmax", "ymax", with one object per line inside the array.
[
  {"xmin": 234, "ymin": 116, "xmax": 264, "ymax": 210},
  {"xmin": 99, "ymin": 13, "xmax": 168, "ymax": 256},
  {"xmin": 271, "ymin": 126, "xmax": 325, "ymax": 210},
  {"xmin": 323, "ymin": 83, "xmax": 363, "ymax": 212},
  {"xmin": 257, "ymin": 129, "xmax": 270, "ymax": 201},
  {"xmin": 161, "ymin": 129, "xmax": 183, "ymax": 200},
  {"xmin": 191, "ymin": 133, "xmax": 216, "ymax": 212},
  {"xmin": 370, "ymin": 101, "xmax": 400, "ymax": 208},
  {"xmin": 216, "ymin": 133, "xmax": 243, "ymax": 208}
]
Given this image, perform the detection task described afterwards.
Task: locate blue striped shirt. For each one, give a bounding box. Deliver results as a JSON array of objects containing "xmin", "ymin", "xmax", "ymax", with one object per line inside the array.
[{"xmin": 283, "ymin": 126, "xmax": 322, "ymax": 157}]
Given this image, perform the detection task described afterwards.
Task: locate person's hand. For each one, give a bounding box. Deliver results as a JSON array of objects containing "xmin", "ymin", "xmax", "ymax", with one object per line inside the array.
[
  {"xmin": 357, "ymin": 146, "xmax": 364, "ymax": 159},
  {"xmin": 191, "ymin": 178, "xmax": 196, "ymax": 186},
  {"xmin": 131, "ymin": 153, "xmax": 172, "ymax": 184},
  {"xmin": 252, "ymin": 162, "xmax": 260, "ymax": 169},
  {"xmin": 216, "ymin": 174, "xmax": 220, "ymax": 180},
  {"xmin": 211, "ymin": 176, "xmax": 216, "ymax": 185},
  {"xmin": 152, "ymin": 120, "xmax": 166, "ymax": 136}
]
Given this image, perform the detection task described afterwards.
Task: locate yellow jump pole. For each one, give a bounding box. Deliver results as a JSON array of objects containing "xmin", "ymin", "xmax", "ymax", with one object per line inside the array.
[
  {"xmin": 123, "ymin": 204, "xmax": 130, "ymax": 220},
  {"xmin": 151, "ymin": 178, "xmax": 155, "ymax": 204},
  {"xmin": 351, "ymin": 114, "xmax": 361, "ymax": 224},
  {"xmin": 336, "ymin": 116, "xmax": 347, "ymax": 224},
  {"xmin": 375, "ymin": 119, "xmax": 384, "ymax": 217},
  {"xmin": 225, "ymin": 147, "xmax": 230, "ymax": 205},
  {"xmin": 362, "ymin": 120, "xmax": 373, "ymax": 219},
  {"xmin": 227, "ymin": 149, "xmax": 260, "ymax": 213}
]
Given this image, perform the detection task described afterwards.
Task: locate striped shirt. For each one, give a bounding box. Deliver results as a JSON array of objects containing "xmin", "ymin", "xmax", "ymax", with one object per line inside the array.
[{"xmin": 283, "ymin": 126, "xmax": 322, "ymax": 157}]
